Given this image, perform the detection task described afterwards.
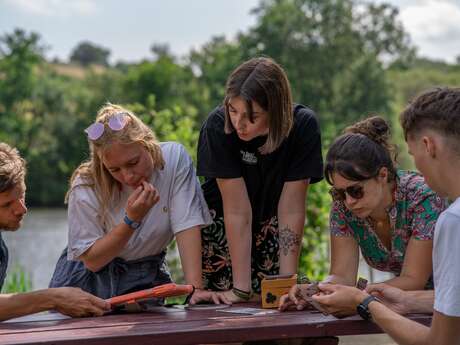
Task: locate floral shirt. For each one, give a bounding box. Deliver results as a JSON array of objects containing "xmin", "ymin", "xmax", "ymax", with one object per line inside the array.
[{"xmin": 330, "ymin": 170, "xmax": 447, "ymax": 278}]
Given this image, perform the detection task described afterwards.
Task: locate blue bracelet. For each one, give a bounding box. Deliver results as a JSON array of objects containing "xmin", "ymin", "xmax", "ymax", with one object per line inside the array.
[{"xmin": 123, "ymin": 214, "xmax": 141, "ymax": 230}]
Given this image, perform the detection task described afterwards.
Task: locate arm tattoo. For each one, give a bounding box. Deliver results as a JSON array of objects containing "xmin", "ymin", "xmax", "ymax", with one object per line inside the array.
[{"xmin": 278, "ymin": 226, "xmax": 301, "ymax": 256}]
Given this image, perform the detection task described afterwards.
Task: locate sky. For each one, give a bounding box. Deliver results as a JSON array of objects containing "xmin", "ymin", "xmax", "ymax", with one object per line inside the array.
[{"xmin": 0, "ymin": 0, "xmax": 459, "ymax": 64}]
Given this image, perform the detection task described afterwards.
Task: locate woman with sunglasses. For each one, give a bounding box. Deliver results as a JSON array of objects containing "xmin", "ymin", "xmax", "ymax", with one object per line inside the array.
[
  {"xmin": 280, "ymin": 116, "xmax": 447, "ymax": 315},
  {"xmin": 197, "ymin": 57, "xmax": 323, "ymax": 302},
  {"xmin": 49, "ymin": 104, "xmax": 225, "ymax": 304}
]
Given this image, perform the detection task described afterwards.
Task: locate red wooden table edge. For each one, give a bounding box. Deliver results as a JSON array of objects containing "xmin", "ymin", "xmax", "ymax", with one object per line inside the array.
[{"xmin": 0, "ymin": 313, "xmax": 432, "ymax": 345}]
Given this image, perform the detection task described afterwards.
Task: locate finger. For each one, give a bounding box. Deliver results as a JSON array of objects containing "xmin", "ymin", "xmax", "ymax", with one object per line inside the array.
[
  {"xmin": 131, "ymin": 188, "xmax": 151, "ymax": 208},
  {"xmin": 81, "ymin": 297, "xmax": 108, "ymax": 316},
  {"xmin": 281, "ymin": 301, "xmax": 295, "ymax": 311},
  {"xmin": 152, "ymin": 190, "xmax": 160, "ymax": 205},
  {"xmin": 218, "ymin": 292, "xmax": 232, "ymax": 305},
  {"xmin": 296, "ymin": 302, "xmax": 307, "ymax": 311},
  {"xmin": 366, "ymin": 284, "xmax": 386, "ymax": 294},
  {"xmin": 205, "ymin": 291, "xmax": 220, "ymax": 305},
  {"xmin": 143, "ymin": 182, "xmax": 155, "ymax": 200},
  {"xmin": 82, "ymin": 303, "xmax": 103, "ymax": 317},
  {"xmin": 288, "ymin": 287, "xmax": 299, "ymax": 304},
  {"xmin": 279, "ymin": 294, "xmax": 290, "ymax": 307},
  {"xmin": 311, "ymin": 293, "xmax": 331, "ymax": 306},
  {"xmin": 142, "ymin": 181, "xmax": 151, "ymax": 191},
  {"xmin": 332, "ymin": 311, "xmax": 347, "ymax": 319},
  {"xmin": 369, "ymin": 291, "xmax": 383, "ymax": 298},
  {"xmin": 189, "ymin": 294, "xmax": 197, "ymax": 305},
  {"xmin": 130, "ymin": 189, "xmax": 150, "ymax": 209},
  {"xmin": 317, "ymin": 283, "xmax": 338, "ymax": 294},
  {"xmin": 90, "ymin": 295, "xmax": 111, "ymax": 311},
  {"xmin": 309, "ymin": 298, "xmax": 330, "ymax": 313},
  {"xmin": 127, "ymin": 185, "xmax": 143, "ymax": 204},
  {"xmin": 88, "ymin": 305, "xmax": 106, "ymax": 317},
  {"xmin": 278, "ymin": 295, "xmax": 295, "ymax": 311},
  {"xmin": 148, "ymin": 188, "xmax": 159, "ymax": 205}
]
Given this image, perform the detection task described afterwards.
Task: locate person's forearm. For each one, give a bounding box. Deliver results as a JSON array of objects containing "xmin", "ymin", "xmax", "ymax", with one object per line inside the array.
[
  {"xmin": 383, "ymin": 275, "xmax": 429, "ymax": 291},
  {"xmin": 403, "ymin": 290, "xmax": 434, "ymax": 314},
  {"xmin": 278, "ymin": 211, "xmax": 304, "ymax": 275},
  {"xmin": 369, "ymin": 300, "xmax": 430, "ymax": 345},
  {"xmin": 224, "ymin": 212, "xmax": 252, "ymax": 291},
  {"xmin": 277, "ymin": 180, "xmax": 308, "ymax": 275},
  {"xmin": 0, "ymin": 290, "xmax": 57, "ymax": 321},
  {"xmin": 79, "ymin": 223, "xmax": 135, "ymax": 272},
  {"xmin": 176, "ymin": 227, "xmax": 204, "ymax": 288},
  {"xmin": 322, "ymin": 274, "xmax": 356, "ymax": 286}
]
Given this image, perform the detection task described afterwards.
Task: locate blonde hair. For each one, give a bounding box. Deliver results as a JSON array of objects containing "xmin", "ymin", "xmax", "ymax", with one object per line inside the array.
[
  {"xmin": 0, "ymin": 143, "xmax": 26, "ymax": 193},
  {"xmin": 68, "ymin": 104, "xmax": 164, "ymax": 226}
]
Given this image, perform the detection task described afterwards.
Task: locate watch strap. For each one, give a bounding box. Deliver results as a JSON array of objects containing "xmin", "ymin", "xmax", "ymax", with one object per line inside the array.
[
  {"xmin": 357, "ymin": 295, "xmax": 378, "ymax": 320},
  {"xmin": 123, "ymin": 214, "xmax": 141, "ymax": 230},
  {"xmin": 361, "ymin": 295, "xmax": 377, "ymax": 309}
]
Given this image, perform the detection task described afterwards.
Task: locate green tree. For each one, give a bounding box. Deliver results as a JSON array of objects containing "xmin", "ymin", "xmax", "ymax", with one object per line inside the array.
[
  {"xmin": 188, "ymin": 36, "xmax": 245, "ymax": 119},
  {"xmin": 70, "ymin": 41, "xmax": 111, "ymax": 66},
  {"xmin": 121, "ymin": 46, "xmax": 206, "ymax": 120},
  {"xmin": 0, "ymin": 29, "xmax": 45, "ymax": 112},
  {"xmin": 126, "ymin": 98, "xmax": 200, "ymax": 160},
  {"xmin": 238, "ymin": 0, "xmax": 412, "ymax": 134}
]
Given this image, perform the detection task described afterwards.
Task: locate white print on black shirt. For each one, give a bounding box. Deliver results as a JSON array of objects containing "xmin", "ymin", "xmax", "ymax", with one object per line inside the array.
[{"xmin": 240, "ymin": 150, "xmax": 258, "ymax": 165}]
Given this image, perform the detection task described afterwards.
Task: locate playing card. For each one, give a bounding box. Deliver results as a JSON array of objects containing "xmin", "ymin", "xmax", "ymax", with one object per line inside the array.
[
  {"xmin": 297, "ymin": 282, "xmax": 326, "ymax": 313},
  {"xmin": 356, "ymin": 277, "xmax": 368, "ymax": 290}
]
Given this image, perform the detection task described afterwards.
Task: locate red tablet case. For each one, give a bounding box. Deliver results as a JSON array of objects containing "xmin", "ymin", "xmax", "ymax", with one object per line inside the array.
[{"xmin": 106, "ymin": 283, "xmax": 193, "ymax": 307}]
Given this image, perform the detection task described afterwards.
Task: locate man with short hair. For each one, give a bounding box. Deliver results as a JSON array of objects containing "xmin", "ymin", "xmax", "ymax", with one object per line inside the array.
[{"xmin": 0, "ymin": 142, "xmax": 109, "ymax": 321}]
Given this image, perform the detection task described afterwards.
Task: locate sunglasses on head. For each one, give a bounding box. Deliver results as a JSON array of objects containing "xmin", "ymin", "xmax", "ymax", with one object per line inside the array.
[
  {"xmin": 329, "ymin": 184, "xmax": 365, "ymax": 201},
  {"xmin": 84, "ymin": 112, "xmax": 128, "ymax": 141}
]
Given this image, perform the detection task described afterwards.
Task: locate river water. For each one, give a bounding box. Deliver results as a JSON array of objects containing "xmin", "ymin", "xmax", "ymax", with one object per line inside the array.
[{"xmin": 2, "ymin": 208, "xmax": 392, "ymax": 290}]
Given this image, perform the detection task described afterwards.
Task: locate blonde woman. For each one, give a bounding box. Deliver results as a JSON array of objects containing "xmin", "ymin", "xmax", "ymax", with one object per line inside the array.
[{"xmin": 50, "ymin": 104, "xmax": 225, "ymax": 304}]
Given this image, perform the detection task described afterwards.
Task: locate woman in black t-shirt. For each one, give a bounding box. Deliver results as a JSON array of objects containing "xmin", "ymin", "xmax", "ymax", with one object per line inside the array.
[{"xmin": 197, "ymin": 57, "xmax": 323, "ymax": 302}]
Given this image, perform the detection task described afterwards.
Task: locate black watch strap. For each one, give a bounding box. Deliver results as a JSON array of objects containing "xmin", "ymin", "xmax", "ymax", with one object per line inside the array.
[{"xmin": 357, "ymin": 295, "xmax": 378, "ymax": 320}]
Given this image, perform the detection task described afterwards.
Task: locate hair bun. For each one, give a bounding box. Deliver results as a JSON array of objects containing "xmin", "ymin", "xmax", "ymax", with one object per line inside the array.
[{"xmin": 345, "ymin": 115, "xmax": 390, "ymax": 145}]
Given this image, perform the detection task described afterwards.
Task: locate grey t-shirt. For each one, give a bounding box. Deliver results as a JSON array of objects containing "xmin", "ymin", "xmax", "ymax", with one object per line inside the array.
[
  {"xmin": 67, "ymin": 142, "xmax": 212, "ymax": 261},
  {"xmin": 434, "ymin": 197, "xmax": 460, "ymax": 316}
]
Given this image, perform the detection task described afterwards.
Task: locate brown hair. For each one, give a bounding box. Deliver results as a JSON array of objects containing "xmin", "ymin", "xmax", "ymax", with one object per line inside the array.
[
  {"xmin": 0, "ymin": 143, "xmax": 26, "ymax": 193},
  {"xmin": 400, "ymin": 88, "xmax": 460, "ymax": 149},
  {"xmin": 325, "ymin": 116, "xmax": 397, "ymax": 184},
  {"xmin": 68, "ymin": 104, "xmax": 164, "ymax": 226},
  {"xmin": 223, "ymin": 57, "xmax": 293, "ymax": 154}
]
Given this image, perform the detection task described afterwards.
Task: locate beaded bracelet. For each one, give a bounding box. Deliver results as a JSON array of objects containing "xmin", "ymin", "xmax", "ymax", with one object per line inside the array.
[{"xmin": 232, "ymin": 287, "xmax": 253, "ymax": 301}]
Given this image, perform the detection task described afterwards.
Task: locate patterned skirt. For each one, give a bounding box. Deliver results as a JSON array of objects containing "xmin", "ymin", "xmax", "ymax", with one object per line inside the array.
[{"xmin": 201, "ymin": 209, "xmax": 280, "ymax": 293}]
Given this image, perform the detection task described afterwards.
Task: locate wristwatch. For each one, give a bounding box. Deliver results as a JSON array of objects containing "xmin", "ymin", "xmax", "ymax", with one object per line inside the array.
[
  {"xmin": 123, "ymin": 214, "xmax": 141, "ymax": 230},
  {"xmin": 357, "ymin": 295, "xmax": 378, "ymax": 320}
]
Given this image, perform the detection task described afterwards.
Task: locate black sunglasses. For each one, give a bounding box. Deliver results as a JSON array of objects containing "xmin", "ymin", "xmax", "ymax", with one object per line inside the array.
[{"xmin": 329, "ymin": 184, "xmax": 365, "ymax": 201}]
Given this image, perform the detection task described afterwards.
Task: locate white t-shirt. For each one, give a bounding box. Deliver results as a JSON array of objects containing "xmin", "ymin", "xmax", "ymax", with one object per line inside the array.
[
  {"xmin": 67, "ymin": 142, "xmax": 212, "ymax": 261},
  {"xmin": 433, "ymin": 196, "xmax": 460, "ymax": 317}
]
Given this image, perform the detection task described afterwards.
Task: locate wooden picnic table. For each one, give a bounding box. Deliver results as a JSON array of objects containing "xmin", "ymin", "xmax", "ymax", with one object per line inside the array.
[{"xmin": 0, "ymin": 303, "xmax": 432, "ymax": 345}]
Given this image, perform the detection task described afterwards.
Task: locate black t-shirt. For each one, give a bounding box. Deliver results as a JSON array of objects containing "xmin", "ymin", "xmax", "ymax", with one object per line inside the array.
[{"xmin": 197, "ymin": 104, "xmax": 323, "ymax": 226}]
